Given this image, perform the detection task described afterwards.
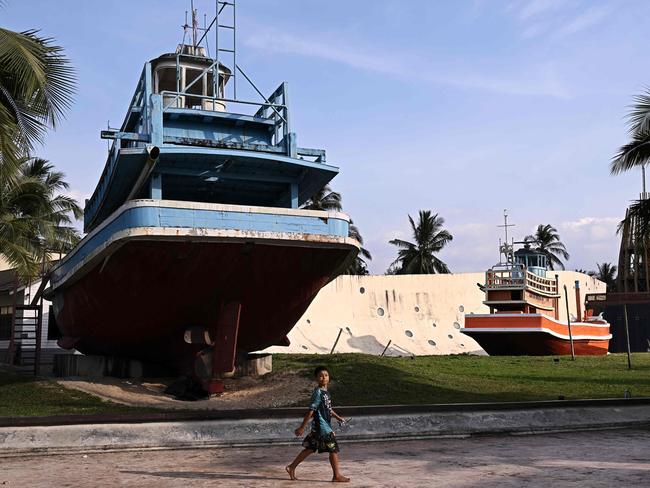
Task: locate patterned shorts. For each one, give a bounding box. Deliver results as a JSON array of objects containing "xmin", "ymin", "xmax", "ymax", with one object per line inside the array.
[{"xmin": 302, "ymin": 431, "xmax": 340, "ymax": 453}]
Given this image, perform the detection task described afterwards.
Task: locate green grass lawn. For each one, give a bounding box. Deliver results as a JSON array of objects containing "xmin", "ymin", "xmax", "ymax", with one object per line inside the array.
[
  {"xmin": 1, "ymin": 353, "xmax": 649, "ymax": 417},
  {"xmin": 0, "ymin": 370, "xmax": 154, "ymax": 417},
  {"xmin": 274, "ymin": 353, "xmax": 650, "ymax": 406}
]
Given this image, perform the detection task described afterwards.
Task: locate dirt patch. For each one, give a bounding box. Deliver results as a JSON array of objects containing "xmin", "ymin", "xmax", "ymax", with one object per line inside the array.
[{"xmin": 57, "ymin": 371, "xmax": 313, "ymax": 410}]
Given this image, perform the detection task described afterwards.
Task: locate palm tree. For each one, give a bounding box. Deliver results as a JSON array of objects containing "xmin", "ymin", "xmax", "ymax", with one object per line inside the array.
[
  {"xmin": 594, "ymin": 262, "xmax": 617, "ymax": 291},
  {"xmin": 345, "ymin": 220, "xmax": 372, "ymax": 275},
  {"xmin": 574, "ymin": 268, "xmax": 594, "ymax": 275},
  {"xmin": 0, "ymin": 157, "xmax": 81, "ymax": 277},
  {"xmin": 524, "ymin": 224, "xmax": 569, "ymax": 270},
  {"xmin": 302, "ymin": 185, "xmax": 372, "ymax": 275},
  {"xmin": 611, "ymin": 89, "xmax": 650, "ymax": 175},
  {"xmin": 0, "ymin": 28, "xmax": 74, "ymax": 177},
  {"xmin": 0, "ymin": 22, "xmax": 76, "ymax": 276},
  {"xmin": 611, "ymin": 89, "xmax": 650, "ymax": 234},
  {"xmin": 301, "ymin": 184, "xmax": 342, "ymax": 212},
  {"xmin": 21, "ymin": 157, "xmax": 82, "ymax": 252},
  {"xmin": 388, "ymin": 210, "xmax": 452, "ymax": 274}
]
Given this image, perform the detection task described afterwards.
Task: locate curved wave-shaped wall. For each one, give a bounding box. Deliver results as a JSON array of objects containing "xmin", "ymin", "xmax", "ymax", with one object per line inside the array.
[{"xmin": 263, "ymin": 272, "xmax": 605, "ymax": 356}]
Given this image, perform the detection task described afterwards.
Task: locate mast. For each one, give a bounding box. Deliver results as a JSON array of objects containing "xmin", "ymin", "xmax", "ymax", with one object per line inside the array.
[{"xmin": 498, "ymin": 209, "xmax": 516, "ymax": 264}]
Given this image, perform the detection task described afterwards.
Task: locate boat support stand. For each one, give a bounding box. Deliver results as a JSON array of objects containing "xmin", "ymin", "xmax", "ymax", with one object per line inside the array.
[{"xmin": 203, "ymin": 300, "xmax": 241, "ymax": 394}]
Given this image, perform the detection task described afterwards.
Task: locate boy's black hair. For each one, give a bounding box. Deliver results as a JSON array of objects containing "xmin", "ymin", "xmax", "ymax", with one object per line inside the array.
[{"xmin": 314, "ymin": 365, "xmax": 329, "ymax": 377}]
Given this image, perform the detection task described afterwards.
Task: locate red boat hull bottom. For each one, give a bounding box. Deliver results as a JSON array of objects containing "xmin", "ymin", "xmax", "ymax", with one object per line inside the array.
[
  {"xmin": 54, "ymin": 239, "xmax": 355, "ymax": 371},
  {"xmin": 462, "ymin": 314, "xmax": 611, "ymax": 356},
  {"xmin": 461, "ymin": 331, "xmax": 610, "ymax": 356}
]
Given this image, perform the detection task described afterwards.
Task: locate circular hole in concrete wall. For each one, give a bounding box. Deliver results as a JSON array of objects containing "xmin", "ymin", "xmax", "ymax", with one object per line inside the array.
[
  {"xmin": 460, "ymin": 343, "xmax": 465, "ymax": 347},
  {"xmin": 360, "ymin": 287, "xmax": 365, "ymax": 294},
  {"xmin": 428, "ymin": 340, "xmax": 436, "ymax": 346},
  {"xmin": 377, "ymin": 307, "xmax": 385, "ymax": 317},
  {"xmin": 414, "ymin": 306, "xmax": 420, "ymax": 312},
  {"xmin": 453, "ymin": 322, "xmax": 461, "ymax": 329},
  {"xmin": 459, "ymin": 305, "xmax": 465, "ymax": 312},
  {"xmin": 302, "ymin": 345, "xmax": 308, "ymax": 350},
  {"xmin": 306, "ymin": 319, "xmax": 311, "ymax": 324},
  {"xmin": 405, "ymin": 330, "xmax": 413, "ymax": 338},
  {"xmin": 447, "ymin": 334, "xmax": 453, "ymax": 339},
  {"xmin": 432, "ymin": 322, "xmax": 437, "ymax": 328}
]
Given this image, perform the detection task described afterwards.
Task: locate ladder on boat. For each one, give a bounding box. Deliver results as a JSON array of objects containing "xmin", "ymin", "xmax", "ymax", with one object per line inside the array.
[{"xmin": 215, "ymin": 0, "xmax": 237, "ymax": 99}]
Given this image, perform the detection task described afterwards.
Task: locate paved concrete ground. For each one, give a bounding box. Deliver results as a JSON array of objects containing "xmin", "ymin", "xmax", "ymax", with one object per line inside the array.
[{"xmin": 2, "ymin": 428, "xmax": 649, "ymax": 487}]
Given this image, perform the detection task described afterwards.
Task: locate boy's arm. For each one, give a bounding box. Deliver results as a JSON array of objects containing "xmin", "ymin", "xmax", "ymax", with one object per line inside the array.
[
  {"xmin": 295, "ymin": 388, "xmax": 321, "ymax": 436},
  {"xmin": 294, "ymin": 410, "xmax": 314, "ymax": 436},
  {"xmin": 331, "ymin": 409, "xmax": 346, "ymax": 422}
]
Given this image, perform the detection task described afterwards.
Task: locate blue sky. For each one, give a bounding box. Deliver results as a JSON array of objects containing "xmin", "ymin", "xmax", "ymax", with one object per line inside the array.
[{"xmin": 3, "ymin": 0, "xmax": 648, "ymax": 274}]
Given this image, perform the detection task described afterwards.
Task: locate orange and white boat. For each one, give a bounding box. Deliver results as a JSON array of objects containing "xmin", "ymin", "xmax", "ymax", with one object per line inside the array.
[{"xmin": 461, "ymin": 239, "xmax": 611, "ymax": 356}]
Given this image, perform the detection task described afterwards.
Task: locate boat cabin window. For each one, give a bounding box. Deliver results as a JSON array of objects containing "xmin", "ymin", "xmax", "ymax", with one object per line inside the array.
[
  {"xmin": 515, "ymin": 254, "xmax": 547, "ymax": 269},
  {"xmin": 157, "ymin": 67, "xmax": 177, "ymax": 95},
  {"xmin": 185, "ymin": 68, "xmax": 204, "ymax": 109},
  {"xmin": 154, "ymin": 63, "xmax": 225, "ymax": 111}
]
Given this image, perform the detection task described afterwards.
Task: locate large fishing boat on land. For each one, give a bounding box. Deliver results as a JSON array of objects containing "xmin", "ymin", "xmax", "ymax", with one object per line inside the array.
[
  {"xmin": 45, "ymin": 3, "xmax": 358, "ymax": 390},
  {"xmin": 461, "ymin": 223, "xmax": 610, "ymax": 356}
]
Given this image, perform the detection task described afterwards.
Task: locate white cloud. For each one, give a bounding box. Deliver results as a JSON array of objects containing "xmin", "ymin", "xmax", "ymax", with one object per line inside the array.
[
  {"xmin": 245, "ymin": 31, "xmax": 570, "ymax": 98},
  {"xmin": 561, "ymin": 216, "xmax": 619, "ymax": 232},
  {"xmin": 66, "ymin": 189, "xmax": 90, "ymax": 206},
  {"xmin": 517, "ymin": 0, "xmax": 567, "ymax": 21},
  {"xmin": 521, "ymin": 21, "xmax": 551, "ymax": 39},
  {"xmin": 506, "ymin": 1, "xmax": 612, "ymax": 40},
  {"xmin": 559, "ymin": 217, "xmax": 620, "ymax": 268},
  {"xmin": 554, "ymin": 6, "xmax": 612, "ymax": 38}
]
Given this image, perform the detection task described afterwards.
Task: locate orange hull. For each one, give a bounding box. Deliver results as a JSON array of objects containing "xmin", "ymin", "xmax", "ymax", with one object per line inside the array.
[{"xmin": 462, "ymin": 314, "xmax": 611, "ymax": 356}]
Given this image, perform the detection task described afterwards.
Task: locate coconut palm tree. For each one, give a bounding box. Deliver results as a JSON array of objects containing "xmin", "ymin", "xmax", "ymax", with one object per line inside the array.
[
  {"xmin": 302, "ymin": 185, "xmax": 372, "ymax": 275},
  {"xmin": 0, "ymin": 22, "xmax": 76, "ymax": 276},
  {"xmin": 388, "ymin": 210, "xmax": 452, "ymax": 274},
  {"xmin": 0, "ymin": 157, "xmax": 81, "ymax": 277},
  {"xmin": 345, "ymin": 220, "xmax": 372, "ymax": 275},
  {"xmin": 20, "ymin": 157, "xmax": 82, "ymax": 253},
  {"xmin": 524, "ymin": 224, "xmax": 569, "ymax": 270},
  {"xmin": 574, "ymin": 268, "xmax": 594, "ymax": 275},
  {"xmin": 594, "ymin": 262, "xmax": 617, "ymax": 291},
  {"xmin": 301, "ymin": 184, "xmax": 342, "ymax": 212},
  {"xmin": 611, "ymin": 89, "xmax": 650, "ymax": 234},
  {"xmin": 0, "ymin": 27, "xmax": 74, "ymax": 176}
]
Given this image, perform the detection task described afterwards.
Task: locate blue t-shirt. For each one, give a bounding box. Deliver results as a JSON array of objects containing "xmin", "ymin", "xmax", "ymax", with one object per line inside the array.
[{"xmin": 308, "ymin": 387, "xmax": 333, "ymax": 435}]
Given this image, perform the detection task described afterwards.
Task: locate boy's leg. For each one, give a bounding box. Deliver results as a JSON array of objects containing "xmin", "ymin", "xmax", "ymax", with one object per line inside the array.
[
  {"xmin": 328, "ymin": 452, "xmax": 350, "ymax": 482},
  {"xmin": 286, "ymin": 449, "xmax": 313, "ymax": 480}
]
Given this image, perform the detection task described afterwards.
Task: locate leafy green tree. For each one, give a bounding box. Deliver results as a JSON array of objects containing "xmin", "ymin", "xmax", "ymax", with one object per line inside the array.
[
  {"xmin": 524, "ymin": 224, "xmax": 569, "ymax": 270},
  {"xmin": 388, "ymin": 210, "xmax": 452, "ymax": 274}
]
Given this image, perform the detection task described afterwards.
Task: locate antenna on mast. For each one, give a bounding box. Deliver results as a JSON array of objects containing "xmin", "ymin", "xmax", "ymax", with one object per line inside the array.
[
  {"xmin": 497, "ymin": 209, "xmax": 516, "ymax": 264},
  {"xmin": 191, "ymin": 0, "xmax": 198, "ymax": 47},
  {"xmin": 498, "ymin": 209, "xmax": 515, "ymax": 243}
]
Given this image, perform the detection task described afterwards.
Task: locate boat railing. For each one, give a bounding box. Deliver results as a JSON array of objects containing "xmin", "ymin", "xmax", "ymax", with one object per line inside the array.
[
  {"xmin": 524, "ymin": 270, "xmax": 558, "ymax": 296},
  {"xmin": 486, "ymin": 267, "xmax": 526, "ymax": 289},
  {"xmin": 486, "ymin": 266, "xmax": 558, "ymax": 296}
]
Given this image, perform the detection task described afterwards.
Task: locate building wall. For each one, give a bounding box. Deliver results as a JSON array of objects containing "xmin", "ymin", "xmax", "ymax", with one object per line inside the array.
[{"xmin": 263, "ymin": 271, "xmax": 606, "ymax": 356}]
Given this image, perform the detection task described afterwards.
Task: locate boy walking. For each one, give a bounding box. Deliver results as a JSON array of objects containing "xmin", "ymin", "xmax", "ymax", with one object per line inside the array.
[{"xmin": 286, "ymin": 366, "xmax": 350, "ymax": 482}]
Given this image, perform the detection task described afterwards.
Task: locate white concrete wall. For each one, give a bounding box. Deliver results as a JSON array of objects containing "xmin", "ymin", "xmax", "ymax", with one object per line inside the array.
[{"xmin": 264, "ymin": 272, "xmax": 606, "ymax": 356}]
